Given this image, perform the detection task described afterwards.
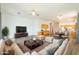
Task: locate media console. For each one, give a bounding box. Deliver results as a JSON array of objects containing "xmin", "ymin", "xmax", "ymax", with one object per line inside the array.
[
  {"xmin": 15, "ymin": 32, "xmax": 28, "ymax": 38},
  {"xmin": 15, "ymin": 26, "xmax": 28, "ymax": 38}
]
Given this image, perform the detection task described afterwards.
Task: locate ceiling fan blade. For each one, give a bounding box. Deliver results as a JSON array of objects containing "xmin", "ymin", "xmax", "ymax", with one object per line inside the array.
[{"xmin": 37, "ymin": 14, "xmax": 39, "ymax": 16}]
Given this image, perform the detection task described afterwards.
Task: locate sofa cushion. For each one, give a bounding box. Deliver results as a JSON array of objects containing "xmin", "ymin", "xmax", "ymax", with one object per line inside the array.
[
  {"xmin": 46, "ymin": 39, "xmax": 64, "ymax": 55},
  {"xmin": 38, "ymin": 39, "xmax": 64, "ymax": 55},
  {"xmin": 47, "ymin": 47, "xmax": 58, "ymax": 55},
  {"xmin": 38, "ymin": 44, "xmax": 52, "ymax": 55},
  {"xmin": 54, "ymin": 39, "xmax": 68, "ymax": 55},
  {"xmin": 53, "ymin": 39, "xmax": 63, "ymax": 45},
  {"xmin": 38, "ymin": 43, "xmax": 59, "ymax": 55},
  {"xmin": 45, "ymin": 37, "xmax": 53, "ymax": 43}
]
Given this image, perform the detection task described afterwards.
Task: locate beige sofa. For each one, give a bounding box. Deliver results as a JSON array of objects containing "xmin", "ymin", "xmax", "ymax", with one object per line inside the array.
[
  {"xmin": 54, "ymin": 39, "xmax": 68, "ymax": 55},
  {"xmin": 0, "ymin": 38, "xmax": 70, "ymax": 55},
  {"xmin": 34, "ymin": 39, "xmax": 69, "ymax": 55},
  {"xmin": 0, "ymin": 39, "xmax": 24, "ymax": 55},
  {"xmin": 38, "ymin": 39, "xmax": 61, "ymax": 55}
]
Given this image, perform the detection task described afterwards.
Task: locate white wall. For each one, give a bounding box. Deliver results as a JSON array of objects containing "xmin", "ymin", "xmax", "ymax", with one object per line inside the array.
[
  {"xmin": 0, "ymin": 13, "xmax": 2, "ymax": 39},
  {"xmin": 1, "ymin": 14, "xmax": 50, "ymax": 38}
]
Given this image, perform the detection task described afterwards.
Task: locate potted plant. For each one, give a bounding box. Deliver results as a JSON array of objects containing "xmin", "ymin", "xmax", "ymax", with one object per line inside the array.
[{"xmin": 2, "ymin": 26, "xmax": 9, "ymax": 39}]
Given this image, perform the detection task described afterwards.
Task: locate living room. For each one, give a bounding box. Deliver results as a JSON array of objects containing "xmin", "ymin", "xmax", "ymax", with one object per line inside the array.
[{"xmin": 0, "ymin": 3, "xmax": 79, "ymax": 55}]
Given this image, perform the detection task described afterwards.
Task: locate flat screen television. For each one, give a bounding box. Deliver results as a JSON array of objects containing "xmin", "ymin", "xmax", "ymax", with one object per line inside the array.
[{"xmin": 16, "ymin": 26, "xmax": 26, "ymax": 33}]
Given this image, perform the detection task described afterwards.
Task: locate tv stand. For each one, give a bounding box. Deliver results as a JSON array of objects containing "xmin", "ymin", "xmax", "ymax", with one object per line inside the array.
[{"xmin": 15, "ymin": 32, "xmax": 28, "ymax": 38}]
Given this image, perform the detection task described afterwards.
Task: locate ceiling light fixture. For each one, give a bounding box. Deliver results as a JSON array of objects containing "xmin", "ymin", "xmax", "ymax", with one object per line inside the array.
[
  {"xmin": 32, "ymin": 10, "xmax": 36, "ymax": 16},
  {"xmin": 32, "ymin": 9, "xmax": 39, "ymax": 16}
]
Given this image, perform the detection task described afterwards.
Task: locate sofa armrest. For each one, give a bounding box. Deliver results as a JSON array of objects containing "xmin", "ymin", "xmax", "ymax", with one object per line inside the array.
[
  {"xmin": 17, "ymin": 43, "xmax": 31, "ymax": 53},
  {"xmin": 63, "ymin": 40, "xmax": 73, "ymax": 55},
  {"xmin": 12, "ymin": 43, "xmax": 24, "ymax": 55},
  {"xmin": 0, "ymin": 39, "xmax": 5, "ymax": 55}
]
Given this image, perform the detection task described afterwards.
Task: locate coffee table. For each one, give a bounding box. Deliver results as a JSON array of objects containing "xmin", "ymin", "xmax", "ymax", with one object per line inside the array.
[{"xmin": 24, "ymin": 39, "xmax": 43, "ymax": 50}]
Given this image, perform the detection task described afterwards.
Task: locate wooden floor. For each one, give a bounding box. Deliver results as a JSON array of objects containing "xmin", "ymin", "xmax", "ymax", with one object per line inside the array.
[
  {"xmin": 71, "ymin": 43, "xmax": 79, "ymax": 55},
  {"xmin": 67, "ymin": 39, "xmax": 79, "ymax": 55}
]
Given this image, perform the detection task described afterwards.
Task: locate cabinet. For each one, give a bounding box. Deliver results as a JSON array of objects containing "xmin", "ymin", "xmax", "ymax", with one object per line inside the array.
[{"xmin": 15, "ymin": 32, "xmax": 28, "ymax": 38}]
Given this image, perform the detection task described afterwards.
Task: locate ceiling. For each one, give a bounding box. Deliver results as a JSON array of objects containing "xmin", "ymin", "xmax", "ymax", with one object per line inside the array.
[{"xmin": 1, "ymin": 3, "xmax": 79, "ymax": 19}]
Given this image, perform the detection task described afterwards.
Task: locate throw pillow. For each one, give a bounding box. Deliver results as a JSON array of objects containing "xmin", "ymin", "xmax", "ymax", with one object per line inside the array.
[
  {"xmin": 5, "ymin": 39, "xmax": 13, "ymax": 46},
  {"xmin": 47, "ymin": 47, "xmax": 58, "ymax": 55}
]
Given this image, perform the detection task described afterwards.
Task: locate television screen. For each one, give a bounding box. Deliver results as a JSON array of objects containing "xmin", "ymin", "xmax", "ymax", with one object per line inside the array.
[{"xmin": 16, "ymin": 26, "xmax": 26, "ymax": 33}]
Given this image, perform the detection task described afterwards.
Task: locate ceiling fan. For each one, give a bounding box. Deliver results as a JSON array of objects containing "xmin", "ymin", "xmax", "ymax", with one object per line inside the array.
[
  {"xmin": 31, "ymin": 9, "xmax": 39, "ymax": 16},
  {"xmin": 16, "ymin": 9, "xmax": 39, "ymax": 16}
]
